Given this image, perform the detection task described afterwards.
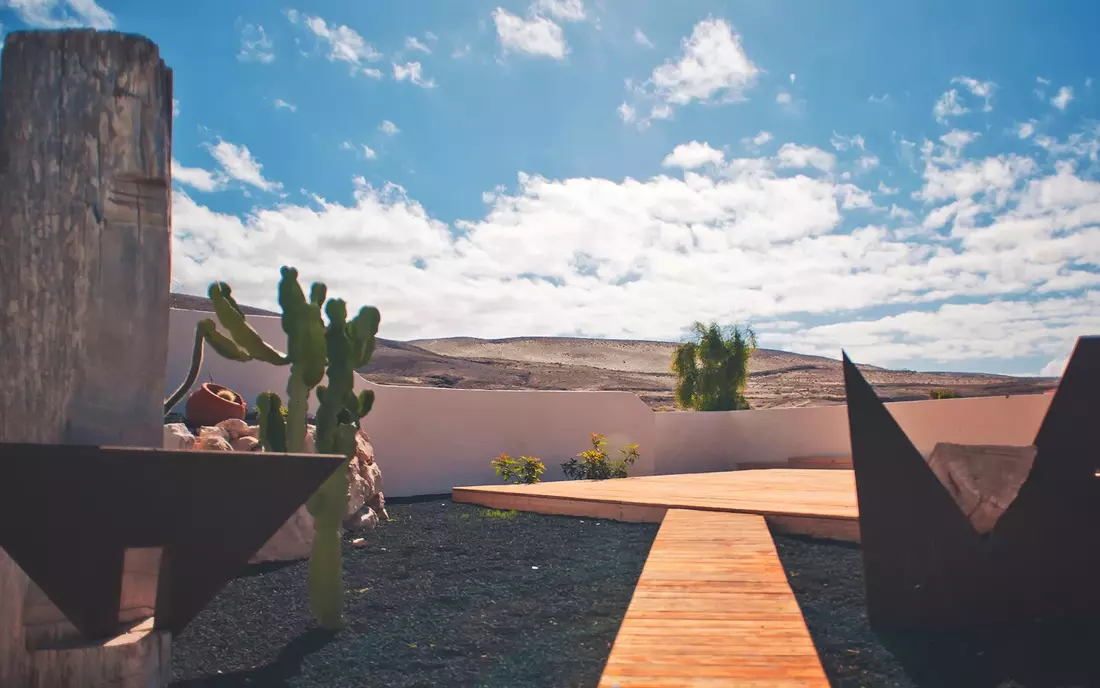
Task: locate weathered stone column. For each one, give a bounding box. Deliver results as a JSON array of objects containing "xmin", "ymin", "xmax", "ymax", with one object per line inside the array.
[{"xmin": 0, "ymin": 30, "xmax": 173, "ymax": 688}]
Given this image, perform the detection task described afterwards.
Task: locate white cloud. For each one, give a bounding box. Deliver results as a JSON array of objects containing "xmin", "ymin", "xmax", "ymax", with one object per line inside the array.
[
  {"xmin": 617, "ymin": 102, "xmax": 637, "ymax": 123},
  {"xmin": 340, "ymin": 141, "xmax": 377, "ymax": 160},
  {"xmin": 776, "ymin": 143, "xmax": 835, "ymax": 172},
  {"xmin": 380, "ymin": 120, "xmax": 400, "ymax": 135},
  {"xmin": 3, "ymin": 0, "xmax": 113, "ymax": 28},
  {"xmin": 1039, "ymin": 356, "xmax": 1067, "ymax": 377},
  {"xmin": 362, "ymin": 145, "xmax": 377, "ymax": 160},
  {"xmin": 170, "ymin": 121, "xmax": 1100, "ymax": 372},
  {"xmin": 625, "ymin": 17, "xmax": 759, "ymax": 126},
  {"xmin": 856, "ymin": 155, "xmax": 880, "ymax": 172},
  {"xmin": 775, "ymin": 91, "xmax": 792, "ymax": 105},
  {"xmin": 492, "ymin": 7, "xmax": 568, "ymax": 60},
  {"xmin": 633, "ymin": 28, "xmax": 654, "ymax": 48},
  {"xmin": 933, "ymin": 88, "xmax": 968, "ymax": 124},
  {"xmin": 239, "ymin": 24, "xmax": 275, "ymax": 63},
  {"xmin": 868, "ymin": 93, "xmax": 890, "ymax": 104},
  {"xmin": 830, "ymin": 133, "xmax": 866, "ymax": 152},
  {"xmin": 273, "ymin": 99, "xmax": 297, "ymax": 112},
  {"xmin": 1016, "ymin": 121, "xmax": 1036, "ymax": 139},
  {"xmin": 363, "ymin": 67, "xmax": 383, "ymax": 79},
  {"xmin": 393, "ymin": 61, "xmax": 437, "ymax": 88},
  {"xmin": 208, "ymin": 140, "xmax": 281, "ymax": 192},
  {"xmin": 1051, "ymin": 86, "xmax": 1074, "ymax": 111},
  {"xmin": 1036, "ymin": 76, "xmax": 1052, "ymax": 86},
  {"xmin": 742, "ymin": 130, "xmax": 772, "ymax": 147},
  {"xmin": 532, "ymin": 0, "xmax": 585, "ymax": 22},
  {"xmin": 404, "ymin": 36, "xmax": 432, "ymax": 54},
  {"xmin": 300, "ymin": 13, "xmax": 382, "ymax": 70},
  {"xmin": 172, "ymin": 159, "xmax": 224, "ymax": 193},
  {"xmin": 424, "ymin": 31, "xmax": 438, "ymax": 42},
  {"xmin": 661, "ymin": 141, "xmax": 725, "ymax": 169},
  {"xmin": 452, "ymin": 44, "xmax": 472, "ymax": 59},
  {"xmin": 951, "ymin": 76, "xmax": 996, "ymax": 111},
  {"xmin": 789, "ymin": 73, "xmax": 796, "ymax": 84}
]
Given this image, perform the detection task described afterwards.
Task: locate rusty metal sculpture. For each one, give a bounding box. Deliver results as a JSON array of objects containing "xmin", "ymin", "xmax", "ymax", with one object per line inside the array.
[
  {"xmin": 0, "ymin": 444, "xmax": 344, "ymax": 640},
  {"xmin": 843, "ymin": 335, "xmax": 1100, "ymax": 629}
]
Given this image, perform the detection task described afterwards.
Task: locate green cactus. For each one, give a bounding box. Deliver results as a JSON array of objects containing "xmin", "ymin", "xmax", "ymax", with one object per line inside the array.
[
  {"xmin": 164, "ymin": 318, "xmax": 253, "ymax": 415},
  {"xmin": 186, "ymin": 267, "xmax": 381, "ymax": 631}
]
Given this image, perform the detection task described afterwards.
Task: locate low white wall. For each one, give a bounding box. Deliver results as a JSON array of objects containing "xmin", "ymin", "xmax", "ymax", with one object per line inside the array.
[
  {"xmin": 725, "ymin": 393, "xmax": 1054, "ymax": 466},
  {"xmin": 166, "ymin": 308, "xmax": 1057, "ymax": 497}
]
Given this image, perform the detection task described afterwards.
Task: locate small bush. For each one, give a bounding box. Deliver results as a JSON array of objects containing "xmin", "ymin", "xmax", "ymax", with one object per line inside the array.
[
  {"xmin": 490, "ymin": 452, "xmax": 546, "ymax": 485},
  {"xmin": 561, "ymin": 433, "xmax": 639, "ymax": 481},
  {"xmin": 929, "ymin": 389, "xmax": 961, "ymax": 400}
]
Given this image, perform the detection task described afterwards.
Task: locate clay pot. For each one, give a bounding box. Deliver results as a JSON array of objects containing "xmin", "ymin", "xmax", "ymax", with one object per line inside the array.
[{"xmin": 185, "ymin": 383, "xmax": 247, "ymax": 428}]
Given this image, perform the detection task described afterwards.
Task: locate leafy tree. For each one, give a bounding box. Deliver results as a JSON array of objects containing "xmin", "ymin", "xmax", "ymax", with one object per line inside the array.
[{"xmin": 671, "ymin": 321, "xmax": 757, "ymax": 411}]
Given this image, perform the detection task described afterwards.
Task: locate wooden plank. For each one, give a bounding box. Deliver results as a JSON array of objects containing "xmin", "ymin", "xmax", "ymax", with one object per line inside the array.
[
  {"xmin": 452, "ymin": 469, "xmax": 859, "ymax": 541},
  {"xmin": 599, "ymin": 510, "xmax": 828, "ymax": 687}
]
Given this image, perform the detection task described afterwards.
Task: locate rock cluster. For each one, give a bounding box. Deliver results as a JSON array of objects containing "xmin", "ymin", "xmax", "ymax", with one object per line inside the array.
[{"xmin": 162, "ymin": 420, "xmax": 388, "ymax": 563}]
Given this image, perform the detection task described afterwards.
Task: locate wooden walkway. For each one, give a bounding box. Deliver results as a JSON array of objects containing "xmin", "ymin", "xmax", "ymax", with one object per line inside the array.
[
  {"xmin": 452, "ymin": 469, "xmax": 860, "ymax": 542},
  {"xmin": 599, "ymin": 510, "xmax": 829, "ymax": 687}
]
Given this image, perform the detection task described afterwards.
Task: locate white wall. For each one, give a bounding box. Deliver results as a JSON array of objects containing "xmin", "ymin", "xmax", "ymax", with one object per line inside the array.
[{"xmin": 166, "ymin": 308, "xmax": 1056, "ymax": 497}]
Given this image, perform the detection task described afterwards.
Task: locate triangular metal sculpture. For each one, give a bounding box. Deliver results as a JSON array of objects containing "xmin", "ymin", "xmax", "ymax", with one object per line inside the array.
[
  {"xmin": 0, "ymin": 444, "xmax": 344, "ymax": 640},
  {"xmin": 843, "ymin": 336, "xmax": 1100, "ymax": 629}
]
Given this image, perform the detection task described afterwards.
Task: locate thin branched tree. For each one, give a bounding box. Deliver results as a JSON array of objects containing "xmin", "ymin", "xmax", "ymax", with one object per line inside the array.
[{"xmin": 671, "ymin": 321, "xmax": 757, "ymax": 411}]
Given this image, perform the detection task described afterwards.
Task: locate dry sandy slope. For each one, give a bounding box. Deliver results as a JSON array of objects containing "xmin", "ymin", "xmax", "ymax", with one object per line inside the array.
[{"xmin": 171, "ymin": 294, "xmax": 1058, "ymax": 410}]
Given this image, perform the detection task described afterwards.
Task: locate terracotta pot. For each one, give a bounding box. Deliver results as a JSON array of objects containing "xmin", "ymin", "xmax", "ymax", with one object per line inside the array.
[{"xmin": 185, "ymin": 383, "xmax": 247, "ymax": 428}]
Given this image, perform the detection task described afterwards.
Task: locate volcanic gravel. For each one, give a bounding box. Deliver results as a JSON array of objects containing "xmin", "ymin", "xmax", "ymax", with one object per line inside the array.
[
  {"xmin": 170, "ymin": 498, "xmax": 658, "ymax": 688},
  {"xmin": 774, "ymin": 534, "xmax": 1100, "ymax": 688}
]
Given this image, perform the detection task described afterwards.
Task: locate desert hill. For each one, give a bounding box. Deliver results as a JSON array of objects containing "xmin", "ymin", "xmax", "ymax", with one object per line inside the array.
[{"xmin": 170, "ymin": 293, "xmax": 1058, "ymax": 410}]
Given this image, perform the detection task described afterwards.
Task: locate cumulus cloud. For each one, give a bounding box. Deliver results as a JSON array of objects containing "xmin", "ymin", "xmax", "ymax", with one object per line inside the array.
[
  {"xmin": 379, "ymin": 120, "xmax": 400, "ymax": 135},
  {"xmin": 404, "ymin": 36, "xmax": 432, "ymax": 54},
  {"xmin": 393, "ymin": 61, "xmax": 436, "ymax": 88},
  {"xmin": 492, "ymin": 7, "xmax": 568, "ymax": 59},
  {"xmin": 1051, "ymin": 86, "xmax": 1074, "ymax": 111},
  {"xmin": 273, "ymin": 99, "xmax": 297, "ymax": 112},
  {"xmin": 952, "ymin": 76, "xmax": 996, "ymax": 111},
  {"xmin": 661, "ymin": 141, "xmax": 725, "ymax": 169},
  {"xmin": 532, "ymin": 0, "xmax": 585, "ymax": 22},
  {"xmin": 622, "ymin": 18, "xmax": 759, "ymax": 127},
  {"xmin": 208, "ymin": 140, "xmax": 281, "ymax": 192},
  {"xmin": 294, "ymin": 11, "xmax": 382, "ymax": 71},
  {"xmin": 170, "ymin": 113, "xmax": 1100, "ymax": 372},
  {"xmin": 933, "ymin": 88, "xmax": 968, "ymax": 124},
  {"xmin": 633, "ymin": 28, "xmax": 654, "ymax": 48}
]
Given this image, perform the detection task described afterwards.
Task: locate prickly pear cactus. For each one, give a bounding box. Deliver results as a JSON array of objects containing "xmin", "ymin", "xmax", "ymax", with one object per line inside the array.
[{"xmin": 190, "ymin": 267, "xmax": 381, "ymax": 631}]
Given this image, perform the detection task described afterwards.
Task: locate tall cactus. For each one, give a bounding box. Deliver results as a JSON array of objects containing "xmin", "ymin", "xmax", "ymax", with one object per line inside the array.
[{"xmin": 186, "ymin": 266, "xmax": 381, "ymax": 630}]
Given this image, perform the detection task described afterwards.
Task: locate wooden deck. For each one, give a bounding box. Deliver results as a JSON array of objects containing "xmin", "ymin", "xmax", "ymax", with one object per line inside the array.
[
  {"xmin": 452, "ymin": 469, "xmax": 860, "ymax": 542},
  {"xmin": 599, "ymin": 510, "xmax": 829, "ymax": 687}
]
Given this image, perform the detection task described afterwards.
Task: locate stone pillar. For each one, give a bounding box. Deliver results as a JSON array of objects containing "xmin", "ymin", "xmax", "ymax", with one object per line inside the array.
[{"xmin": 0, "ymin": 30, "xmax": 173, "ymax": 688}]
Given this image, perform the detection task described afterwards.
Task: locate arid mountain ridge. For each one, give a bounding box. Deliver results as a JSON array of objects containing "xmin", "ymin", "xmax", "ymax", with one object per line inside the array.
[{"xmin": 171, "ymin": 293, "xmax": 1058, "ymax": 410}]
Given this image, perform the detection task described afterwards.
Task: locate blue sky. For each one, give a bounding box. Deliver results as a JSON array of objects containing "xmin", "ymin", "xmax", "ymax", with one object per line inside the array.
[{"xmin": 1, "ymin": 0, "xmax": 1099, "ymax": 377}]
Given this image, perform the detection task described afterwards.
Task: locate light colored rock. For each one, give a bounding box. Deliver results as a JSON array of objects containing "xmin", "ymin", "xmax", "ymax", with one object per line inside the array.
[
  {"xmin": 193, "ymin": 427, "xmax": 231, "ymax": 452},
  {"xmin": 163, "ymin": 423, "xmax": 194, "ymax": 451},
  {"xmin": 926, "ymin": 442, "xmax": 1037, "ymax": 535},
  {"xmin": 231, "ymin": 435, "xmax": 261, "ymax": 452},
  {"xmin": 347, "ymin": 509, "xmax": 379, "ymax": 531},
  {"xmin": 250, "ymin": 505, "xmax": 315, "ymax": 563},
  {"xmin": 215, "ymin": 418, "xmax": 255, "ymax": 441}
]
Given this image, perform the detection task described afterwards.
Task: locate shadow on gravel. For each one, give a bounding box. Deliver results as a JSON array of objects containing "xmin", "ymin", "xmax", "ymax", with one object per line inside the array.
[{"xmin": 172, "ymin": 629, "xmax": 338, "ymax": 688}]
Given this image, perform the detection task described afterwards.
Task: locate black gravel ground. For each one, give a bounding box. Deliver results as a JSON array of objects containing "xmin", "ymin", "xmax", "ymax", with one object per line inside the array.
[
  {"xmin": 170, "ymin": 498, "xmax": 658, "ymax": 688},
  {"xmin": 774, "ymin": 534, "xmax": 1100, "ymax": 688}
]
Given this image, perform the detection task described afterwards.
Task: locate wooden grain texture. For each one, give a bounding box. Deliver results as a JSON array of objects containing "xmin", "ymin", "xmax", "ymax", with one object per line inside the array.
[
  {"xmin": 0, "ymin": 29, "xmax": 173, "ymax": 688},
  {"xmin": 453, "ymin": 469, "xmax": 859, "ymax": 540},
  {"xmin": 599, "ymin": 510, "xmax": 829, "ymax": 687}
]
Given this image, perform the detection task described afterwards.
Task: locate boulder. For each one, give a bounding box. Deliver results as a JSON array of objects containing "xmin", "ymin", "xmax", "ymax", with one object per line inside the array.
[{"xmin": 926, "ymin": 442, "xmax": 1037, "ymax": 535}]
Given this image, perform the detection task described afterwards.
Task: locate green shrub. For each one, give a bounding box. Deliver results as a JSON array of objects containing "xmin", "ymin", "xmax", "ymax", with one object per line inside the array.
[
  {"xmin": 929, "ymin": 389, "xmax": 961, "ymax": 400},
  {"xmin": 671, "ymin": 321, "xmax": 756, "ymax": 411},
  {"xmin": 561, "ymin": 433, "xmax": 639, "ymax": 480},
  {"xmin": 490, "ymin": 452, "xmax": 546, "ymax": 485}
]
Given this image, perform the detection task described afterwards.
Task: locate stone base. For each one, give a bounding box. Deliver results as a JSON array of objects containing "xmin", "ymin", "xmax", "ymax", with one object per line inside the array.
[{"xmin": 28, "ymin": 618, "xmax": 170, "ymax": 688}]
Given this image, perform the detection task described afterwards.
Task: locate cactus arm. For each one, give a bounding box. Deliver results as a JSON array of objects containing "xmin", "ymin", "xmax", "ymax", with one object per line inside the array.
[
  {"xmin": 257, "ymin": 392, "xmax": 288, "ymax": 452},
  {"xmin": 208, "ymin": 283, "xmax": 289, "ymax": 365},
  {"xmin": 306, "ymin": 422, "xmax": 356, "ymax": 630},
  {"xmin": 348, "ymin": 306, "xmax": 381, "ymax": 369},
  {"xmin": 164, "ymin": 319, "xmax": 252, "ymax": 415},
  {"xmin": 164, "ymin": 322, "xmax": 206, "ymax": 415},
  {"xmin": 357, "ymin": 389, "xmax": 374, "ymax": 419}
]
